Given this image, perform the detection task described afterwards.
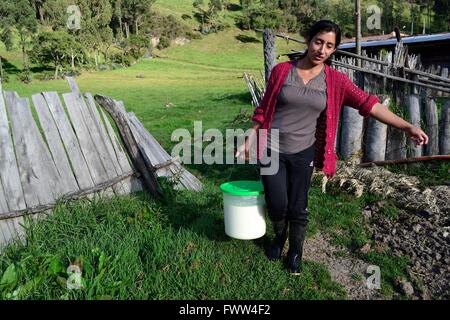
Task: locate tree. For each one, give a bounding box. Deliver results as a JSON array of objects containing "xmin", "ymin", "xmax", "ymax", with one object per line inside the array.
[
  {"xmin": 125, "ymin": 34, "xmax": 150, "ymax": 59},
  {"xmin": 30, "ymin": 31, "xmax": 76, "ymax": 79},
  {"xmin": 29, "ymin": 0, "xmax": 46, "ymax": 23},
  {"xmin": 432, "ymin": 0, "xmax": 450, "ymax": 32},
  {"xmin": 0, "ymin": 0, "xmax": 37, "ymax": 72},
  {"xmin": 40, "ymin": 0, "xmax": 71, "ymax": 29},
  {"xmin": 193, "ymin": 0, "xmax": 231, "ymax": 33},
  {"xmin": 120, "ymin": 0, "xmax": 155, "ymax": 37},
  {"xmin": 236, "ymin": 1, "xmax": 292, "ymax": 32},
  {"xmin": 0, "ymin": 0, "xmax": 14, "ymax": 79},
  {"xmin": 61, "ymin": 0, "xmax": 114, "ymax": 68}
]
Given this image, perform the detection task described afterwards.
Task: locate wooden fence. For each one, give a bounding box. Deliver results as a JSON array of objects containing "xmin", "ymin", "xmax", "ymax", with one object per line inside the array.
[
  {"xmin": 0, "ymin": 78, "xmax": 202, "ymax": 248},
  {"xmin": 333, "ymin": 42, "xmax": 450, "ymax": 161}
]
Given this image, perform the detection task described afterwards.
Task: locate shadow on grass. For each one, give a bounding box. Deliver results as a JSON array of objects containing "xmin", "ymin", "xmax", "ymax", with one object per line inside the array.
[
  {"xmin": 235, "ymin": 34, "xmax": 261, "ymax": 43},
  {"xmin": 30, "ymin": 65, "xmax": 54, "ymax": 73},
  {"xmin": 1, "ymin": 58, "xmax": 21, "ymax": 75},
  {"xmin": 211, "ymin": 91, "xmax": 252, "ymax": 104}
]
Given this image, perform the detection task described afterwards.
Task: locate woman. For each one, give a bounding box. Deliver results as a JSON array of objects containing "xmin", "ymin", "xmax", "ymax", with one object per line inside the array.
[{"xmin": 235, "ymin": 20, "xmax": 428, "ymax": 274}]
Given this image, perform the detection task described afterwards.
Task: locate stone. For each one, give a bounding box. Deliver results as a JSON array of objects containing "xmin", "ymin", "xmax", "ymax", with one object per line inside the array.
[
  {"xmin": 362, "ymin": 208, "xmax": 372, "ymax": 219},
  {"xmin": 395, "ymin": 278, "xmax": 415, "ymax": 296},
  {"xmin": 413, "ymin": 224, "xmax": 422, "ymax": 233},
  {"xmin": 360, "ymin": 243, "xmax": 371, "ymax": 254}
]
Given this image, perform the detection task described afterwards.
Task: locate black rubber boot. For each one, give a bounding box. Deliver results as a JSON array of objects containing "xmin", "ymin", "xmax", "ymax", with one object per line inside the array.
[
  {"xmin": 266, "ymin": 219, "xmax": 288, "ymax": 261},
  {"xmin": 286, "ymin": 223, "xmax": 307, "ymax": 274}
]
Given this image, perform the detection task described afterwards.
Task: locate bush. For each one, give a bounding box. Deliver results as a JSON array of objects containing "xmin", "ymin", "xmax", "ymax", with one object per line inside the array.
[
  {"xmin": 110, "ymin": 52, "xmax": 135, "ymax": 67},
  {"xmin": 35, "ymin": 71, "xmax": 55, "ymax": 81},
  {"xmin": 157, "ymin": 36, "xmax": 170, "ymax": 50},
  {"xmin": 110, "ymin": 63, "xmax": 125, "ymax": 70},
  {"xmin": 97, "ymin": 64, "xmax": 109, "ymax": 71},
  {"xmin": 185, "ymin": 31, "xmax": 202, "ymax": 40},
  {"xmin": 17, "ymin": 70, "xmax": 32, "ymax": 84},
  {"xmin": 62, "ymin": 68, "xmax": 82, "ymax": 77}
]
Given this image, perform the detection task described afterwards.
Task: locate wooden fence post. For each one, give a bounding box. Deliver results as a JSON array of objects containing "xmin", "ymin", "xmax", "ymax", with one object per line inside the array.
[
  {"xmin": 407, "ymin": 94, "xmax": 423, "ymax": 157},
  {"xmin": 440, "ymin": 99, "xmax": 450, "ymax": 154},
  {"xmin": 365, "ymin": 97, "xmax": 389, "ymax": 161},
  {"xmin": 424, "ymin": 96, "xmax": 439, "ymax": 155},
  {"xmin": 263, "ymin": 29, "xmax": 276, "ymax": 85},
  {"xmin": 340, "ymin": 105, "xmax": 364, "ymax": 161}
]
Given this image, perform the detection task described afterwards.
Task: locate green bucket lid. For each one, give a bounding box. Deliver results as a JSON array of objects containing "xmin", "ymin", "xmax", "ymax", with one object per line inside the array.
[{"xmin": 220, "ymin": 180, "xmax": 264, "ymax": 196}]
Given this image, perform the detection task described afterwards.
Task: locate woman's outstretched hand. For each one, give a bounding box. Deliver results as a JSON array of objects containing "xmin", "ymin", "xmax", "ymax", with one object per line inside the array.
[
  {"xmin": 404, "ymin": 125, "xmax": 429, "ymax": 147},
  {"xmin": 235, "ymin": 142, "xmax": 250, "ymax": 161}
]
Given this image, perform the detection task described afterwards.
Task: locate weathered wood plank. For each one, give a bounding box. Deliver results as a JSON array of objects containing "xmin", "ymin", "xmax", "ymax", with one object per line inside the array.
[
  {"xmin": 94, "ymin": 94, "xmax": 161, "ymax": 198},
  {"xmin": 99, "ymin": 107, "xmax": 133, "ymax": 173},
  {"xmin": 75, "ymin": 93, "xmax": 118, "ymax": 180},
  {"xmin": 63, "ymin": 92, "xmax": 109, "ymax": 185},
  {"xmin": 98, "ymin": 108, "xmax": 135, "ymax": 194},
  {"xmin": 424, "ymin": 97, "xmax": 439, "ymax": 155},
  {"xmin": 340, "ymin": 106, "xmax": 364, "ymax": 161},
  {"xmin": 407, "ymin": 94, "xmax": 423, "ymax": 158},
  {"xmin": 12, "ymin": 102, "xmax": 70, "ymax": 200},
  {"xmin": 43, "ymin": 92, "xmax": 94, "ymax": 190},
  {"xmin": 0, "ymin": 216, "xmax": 25, "ymax": 249},
  {"xmin": 128, "ymin": 113, "xmax": 202, "ymax": 191},
  {"xmin": 0, "ymin": 86, "xmax": 26, "ymax": 212},
  {"xmin": 127, "ymin": 176, "xmax": 144, "ymax": 193},
  {"xmin": 32, "ymin": 93, "xmax": 79, "ymax": 194},
  {"xmin": 365, "ymin": 98, "xmax": 389, "ymax": 162},
  {"xmin": 386, "ymin": 127, "xmax": 407, "ymax": 160},
  {"xmin": 6, "ymin": 92, "xmax": 65, "ymax": 206},
  {"xmin": 128, "ymin": 113, "xmax": 168, "ymax": 172},
  {"xmin": 66, "ymin": 76, "xmax": 80, "ymax": 93},
  {"xmin": 84, "ymin": 93, "xmax": 123, "ymax": 175},
  {"xmin": 439, "ymin": 99, "xmax": 450, "ymax": 155},
  {"xmin": 0, "ymin": 180, "xmax": 8, "ymax": 214},
  {"xmin": 83, "ymin": 93, "xmax": 127, "ymax": 194}
]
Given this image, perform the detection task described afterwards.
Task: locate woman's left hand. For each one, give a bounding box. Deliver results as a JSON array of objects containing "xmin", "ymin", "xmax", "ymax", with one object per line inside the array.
[{"xmin": 404, "ymin": 125, "xmax": 429, "ymax": 147}]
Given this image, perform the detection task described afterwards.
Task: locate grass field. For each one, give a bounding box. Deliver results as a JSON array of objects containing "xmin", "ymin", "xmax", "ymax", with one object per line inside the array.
[{"xmin": 0, "ymin": 18, "xmax": 413, "ymax": 299}]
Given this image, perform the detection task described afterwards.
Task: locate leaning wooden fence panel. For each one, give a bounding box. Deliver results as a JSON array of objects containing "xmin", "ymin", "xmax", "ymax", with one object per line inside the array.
[
  {"xmin": 42, "ymin": 91, "xmax": 95, "ymax": 190},
  {"xmin": 0, "ymin": 84, "xmax": 26, "ymax": 213},
  {"xmin": 5, "ymin": 92, "xmax": 64, "ymax": 207},
  {"xmin": 32, "ymin": 93, "xmax": 79, "ymax": 194},
  {"xmin": 0, "ymin": 83, "xmax": 142, "ymax": 248}
]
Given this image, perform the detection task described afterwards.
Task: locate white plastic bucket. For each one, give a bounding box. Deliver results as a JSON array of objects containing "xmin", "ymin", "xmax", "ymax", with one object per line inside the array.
[{"xmin": 220, "ymin": 181, "xmax": 266, "ymax": 240}]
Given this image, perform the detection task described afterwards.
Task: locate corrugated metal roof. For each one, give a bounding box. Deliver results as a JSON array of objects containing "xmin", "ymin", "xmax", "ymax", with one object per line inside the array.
[{"xmin": 338, "ymin": 33, "xmax": 450, "ymax": 49}]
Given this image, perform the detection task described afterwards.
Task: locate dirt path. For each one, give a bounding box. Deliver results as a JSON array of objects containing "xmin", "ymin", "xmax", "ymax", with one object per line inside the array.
[{"xmin": 303, "ymin": 232, "xmax": 383, "ymax": 300}]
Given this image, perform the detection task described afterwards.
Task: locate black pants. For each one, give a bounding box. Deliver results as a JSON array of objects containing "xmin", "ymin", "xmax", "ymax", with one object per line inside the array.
[{"xmin": 259, "ymin": 144, "xmax": 315, "ymax": 227}]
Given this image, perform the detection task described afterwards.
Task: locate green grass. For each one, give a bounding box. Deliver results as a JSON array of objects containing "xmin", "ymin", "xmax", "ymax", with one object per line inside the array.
[
  {"xmin": 0, "ymin": 188, "xmax": 345, "ymax": 300},
  {"xmin": 386, "ymin": 161, "xmax": 450, "ymax": 187}
]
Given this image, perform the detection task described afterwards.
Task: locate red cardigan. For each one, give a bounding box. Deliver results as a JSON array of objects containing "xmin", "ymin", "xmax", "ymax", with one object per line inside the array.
[{"xmin": 252, "ymin": 61, "xmax": 380, "ymax": 178}]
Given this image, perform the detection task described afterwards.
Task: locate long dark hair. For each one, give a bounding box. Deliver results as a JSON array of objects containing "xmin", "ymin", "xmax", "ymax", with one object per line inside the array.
[{"xmin": 299, "ymin": 20, "xmax": 342, "ymax": 65}]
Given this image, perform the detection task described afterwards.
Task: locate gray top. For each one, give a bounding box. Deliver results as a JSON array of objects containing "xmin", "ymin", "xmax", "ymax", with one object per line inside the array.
[{"xmin": 268, "ymin": 65, "xmax": 327, "ymax": 154}]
